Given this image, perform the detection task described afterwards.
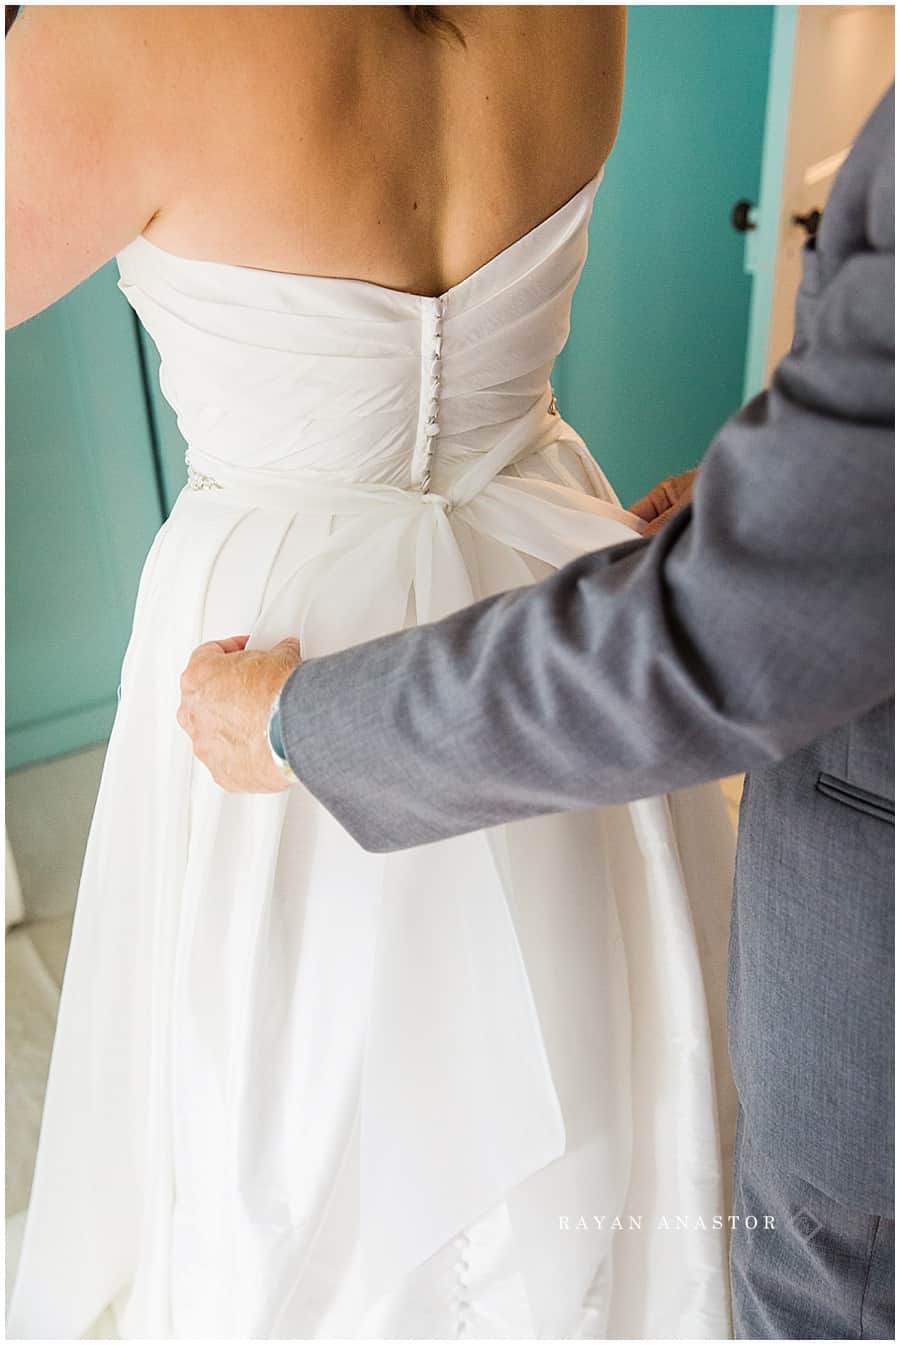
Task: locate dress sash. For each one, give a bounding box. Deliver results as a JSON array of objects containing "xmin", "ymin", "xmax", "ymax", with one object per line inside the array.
[{"xmin": 183, "ymin": 400, "xmax": 645, "ymax": 1296}]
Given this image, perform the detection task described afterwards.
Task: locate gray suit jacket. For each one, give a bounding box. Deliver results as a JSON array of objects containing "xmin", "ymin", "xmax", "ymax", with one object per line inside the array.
[{"xmin": 281, "ymin": 89, "xmax": 894, "ymax": 1214}]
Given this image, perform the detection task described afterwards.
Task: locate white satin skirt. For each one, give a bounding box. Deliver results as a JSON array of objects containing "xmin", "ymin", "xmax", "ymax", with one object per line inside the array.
[{"xmin": 8, "ymin": 426, "xmax": 738, "ymax": 1340}]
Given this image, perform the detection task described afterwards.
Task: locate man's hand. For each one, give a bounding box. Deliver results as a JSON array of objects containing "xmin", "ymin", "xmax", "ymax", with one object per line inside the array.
[
  {"xmin": 177, "ymin": 635, "xmax": 302, "ymax": 793},
  {"xmin": 629, "ymin": 468, "xmax": 698, "ymax": 536}
]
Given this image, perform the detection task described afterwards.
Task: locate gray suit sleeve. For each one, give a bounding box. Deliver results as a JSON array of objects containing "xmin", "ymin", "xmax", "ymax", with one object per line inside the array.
[{"xmin": 280, "ymin": 89, "xmax": 894, "ymax": 853}]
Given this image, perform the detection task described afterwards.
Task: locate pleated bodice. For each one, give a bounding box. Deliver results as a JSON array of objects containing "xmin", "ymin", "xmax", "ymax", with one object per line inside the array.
[{"xmin": 114, "ymin": 171, "xmax": 604, "ymax": 498}]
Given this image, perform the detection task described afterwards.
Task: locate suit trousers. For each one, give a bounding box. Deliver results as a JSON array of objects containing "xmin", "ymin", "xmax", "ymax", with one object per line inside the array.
[{"xmin": 730, "ymin": 1105, "xmax": 894, "ymax": 1339}]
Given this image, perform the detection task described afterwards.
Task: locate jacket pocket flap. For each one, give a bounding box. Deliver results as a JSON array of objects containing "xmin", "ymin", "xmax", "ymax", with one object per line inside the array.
[{"xmin": 816, "ymin": 772, "xmax": 894, "ymax": 825}]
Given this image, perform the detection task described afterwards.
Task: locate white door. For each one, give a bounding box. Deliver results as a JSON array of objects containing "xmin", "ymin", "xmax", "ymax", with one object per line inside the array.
[{"xmin": 743, "ymin": 4, "xmax": 894, "ymax": 395}]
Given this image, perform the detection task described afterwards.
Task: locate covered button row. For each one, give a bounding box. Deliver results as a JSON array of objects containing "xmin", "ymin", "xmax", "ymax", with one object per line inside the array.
[{"xmin": 424, "ymin": 295, "xmax": 445, "ymax": 439}]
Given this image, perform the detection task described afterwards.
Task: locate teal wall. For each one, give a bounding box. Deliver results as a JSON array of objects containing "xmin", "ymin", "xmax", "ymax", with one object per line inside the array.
[
  {"xmin": 556, "ymin": 5, "xmax": 774, "ymax": 506},
  {"xmin": 5, "ymin": 266, "xmax": 165, "ymax": 768},
  {"xmin": 135, "ymin": 322, "xmax": 193, "ymax": 515}
]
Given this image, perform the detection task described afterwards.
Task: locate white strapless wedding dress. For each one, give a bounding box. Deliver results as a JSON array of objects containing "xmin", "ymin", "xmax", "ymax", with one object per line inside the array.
[{"xmin": 8, "ymin": 170, "xmax": 738, "ymax": 1340}]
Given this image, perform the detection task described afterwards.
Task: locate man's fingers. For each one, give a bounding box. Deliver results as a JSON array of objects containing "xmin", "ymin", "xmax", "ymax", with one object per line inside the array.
[
  {"xmin": 180, "ymin": 639, "xmax": 226, "ymax": 690},
  {"xmin": 643, "ymin": 505, "xmax": 680, "ymax": 537},
  {"xmin": 629, "ymin": 482, "xmax": 672, "ymax": 523},
  {"xmin": 193, "ymin": 635, "xmax": 251, "ymax": 657},
  {"xmin": 193, "ymin": 635, "xmax": 251, "ymax": 659},
  {"xmin": 180, "ymin": 635, "xmax": 254, "ymax": 691},
  {"xmin": 628, "ymin": 492, "xmax": 657, "ymax": 523},
  {"xmin": 273, "ymin": 637, "xmax": 302, "ymax": 670},
  {"xmin": 628, "ymin": 469, "xmax": 698, "ymax": 523},
  {"xmin": 175, "ymin": 634, "xmax": 302, "ymax": 794}
]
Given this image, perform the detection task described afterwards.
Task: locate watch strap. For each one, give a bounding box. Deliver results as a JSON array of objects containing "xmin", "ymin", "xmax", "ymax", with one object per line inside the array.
[{"xmin": 266, "ymin": 687, "xmax": 298, "ymax": 783}]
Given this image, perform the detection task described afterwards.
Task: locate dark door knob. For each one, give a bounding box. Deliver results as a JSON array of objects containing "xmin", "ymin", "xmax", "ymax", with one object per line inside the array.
[
  {"xmin": 792, "ymin": 209, "xmax": 822, "ymax": 240},
  {"xmin": 731, "ymin": 199, "xmax": 757, "ymax": 233}
]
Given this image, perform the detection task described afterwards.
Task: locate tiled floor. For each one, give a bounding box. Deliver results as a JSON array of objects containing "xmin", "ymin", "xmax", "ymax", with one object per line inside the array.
[
  {"xmin": 6, "ymin": 743, "xmax": 110, "ymax": 1224},
  {"xmin": 5, "ymin": 743, "xmax": 108, "ymax": 1325},
  {"xmin": 6, "ymin": 915, "xmax": 73, "ymax": 1215},
  {"xmin": 6, "ymin": 743, "xmax": 107, "ymax": 923}
]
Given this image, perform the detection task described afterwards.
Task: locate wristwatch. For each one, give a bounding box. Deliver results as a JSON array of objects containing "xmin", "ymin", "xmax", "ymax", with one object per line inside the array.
[{"xmin": 265, "ymin": 684, "xmax": 299, "ymax": 784}]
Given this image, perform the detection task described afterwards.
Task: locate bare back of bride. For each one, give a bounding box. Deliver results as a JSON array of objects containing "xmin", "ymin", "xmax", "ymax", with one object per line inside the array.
[{"xmin": 7, "ymin": 6, "xmax": 737, "ymax": 1338}]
